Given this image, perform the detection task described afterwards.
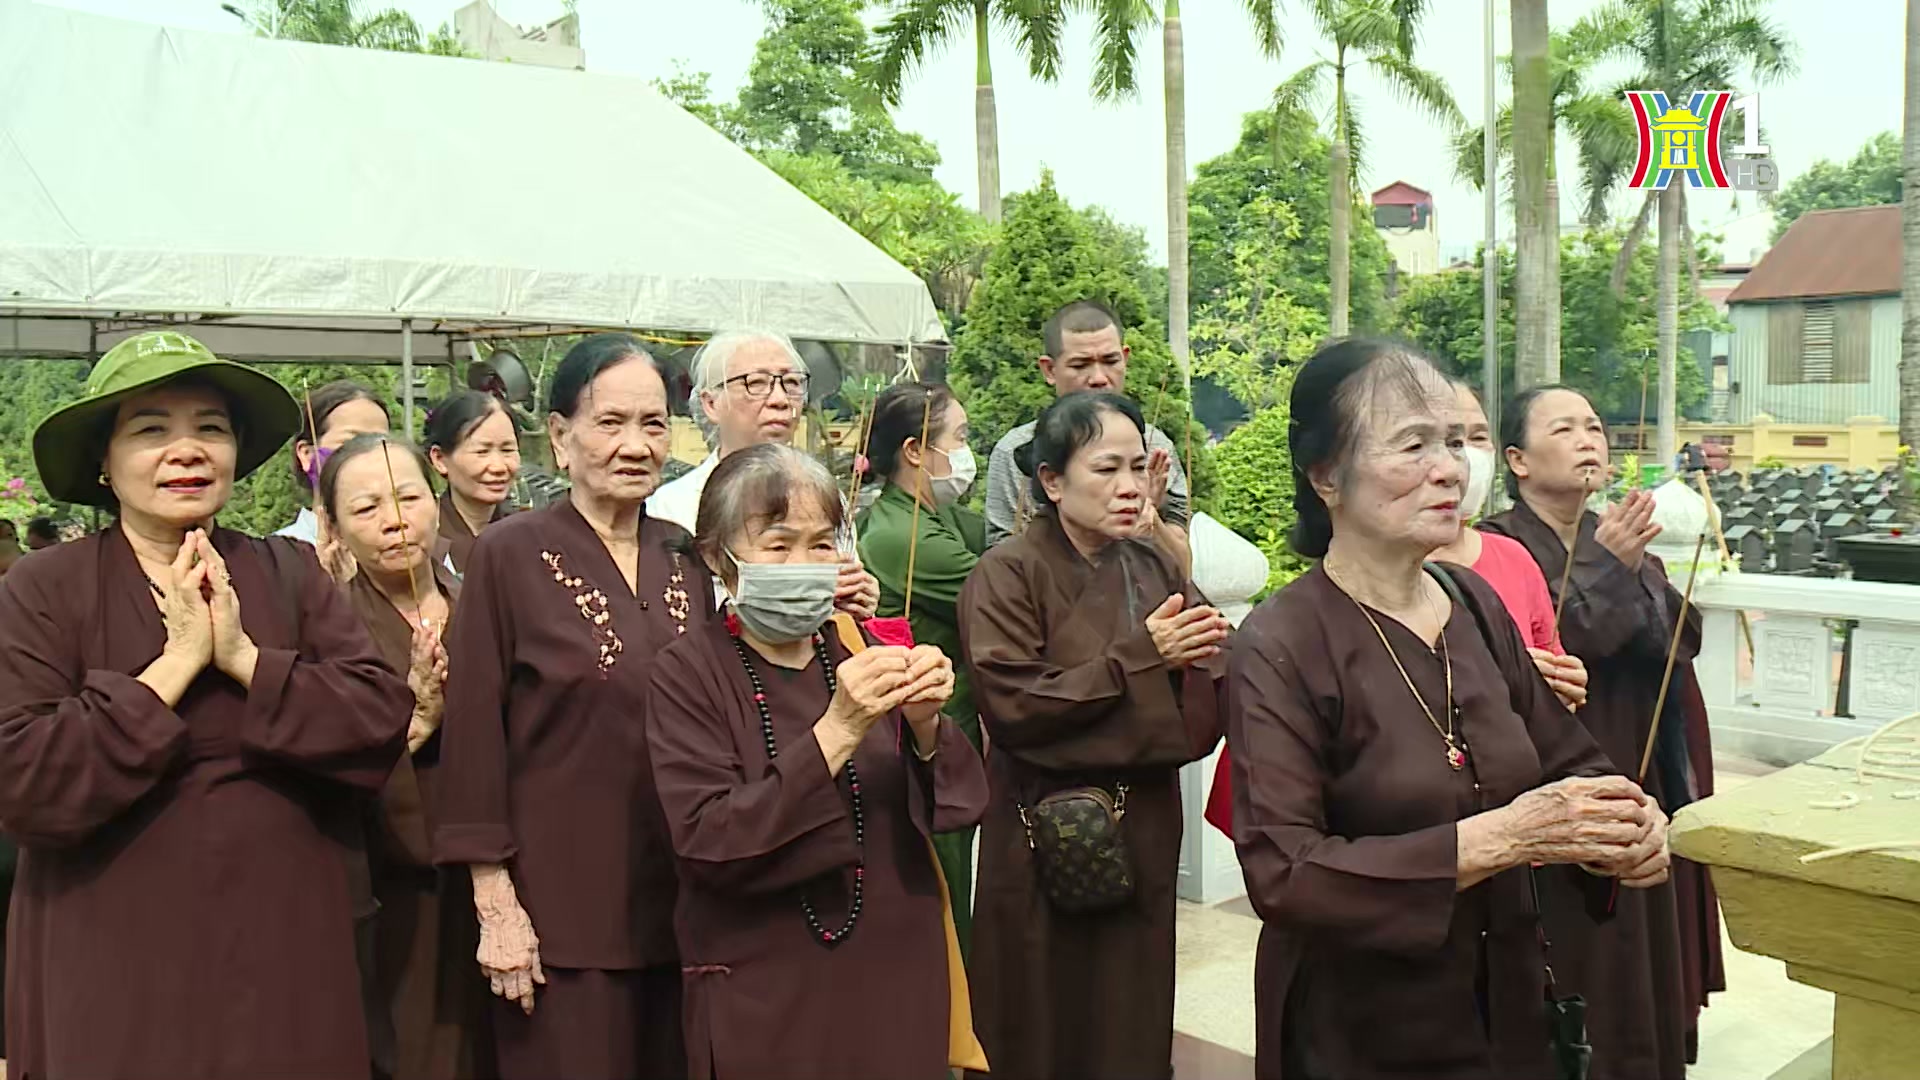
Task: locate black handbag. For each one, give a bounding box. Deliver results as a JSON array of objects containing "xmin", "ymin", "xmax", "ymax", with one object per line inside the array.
[
  {"xmin": 1426, "ymin": 563, "xmax": 1592, "ymax": 1080},
  {"xmin": 1017, "ymin": 784, "xmax": 1135, "ymax": 913}
]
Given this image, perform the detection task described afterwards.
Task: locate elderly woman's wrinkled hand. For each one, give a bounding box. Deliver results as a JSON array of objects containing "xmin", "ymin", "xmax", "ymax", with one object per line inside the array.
[
  {"xmin": 1528, "ymin": 648, "xmax": 1588, "ymax": 711},
  {"xmin": 472, "ymin": 866, "xmax": 545, "ymax": 1015},
  {"xmin": 197, "ymin": 532, "xmax": 258, "ymax": 684},
  {"xmin": 1504, "ymin": 775, "xmax": 1657, "ymax": 868},
  {"xmin": 1588, "ymin": 798, "xmax": 1671, "ymax": 888},
  {"xmin": 406, "ymin": 626, "xmax": 448, "ymax": 753},
  {"xmin": 828, "ymin": 646, "xmax": 917, "ymax": 736}
]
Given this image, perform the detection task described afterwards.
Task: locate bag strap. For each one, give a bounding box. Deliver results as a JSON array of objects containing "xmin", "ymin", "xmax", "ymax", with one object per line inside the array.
[{"xmin": 1428, "ymin": 563, "xmax": 1568, "ymax": 987}]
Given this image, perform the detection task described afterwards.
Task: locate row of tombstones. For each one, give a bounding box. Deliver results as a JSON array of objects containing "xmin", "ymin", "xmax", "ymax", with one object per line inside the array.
[{"xmin": 1703, "ymin": 465, "xmax": 1911, "ymax": 575}]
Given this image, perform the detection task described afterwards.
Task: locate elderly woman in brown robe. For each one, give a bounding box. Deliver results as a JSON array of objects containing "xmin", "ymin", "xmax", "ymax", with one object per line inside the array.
[
  {"xmin": 647, "ymin": 443, "xmax": 989, "ymax": 1080},
  {"xmin": 1230, "ymin": 339, "xmax": 1672, "ymax": 1080},
  {"xmin": 433, "ymin": 333, "xmax": 711, "ymax": 1080},
  {"xmin": 0, "ymin": 331, "xmax": 409, "ymax": 1079},
  {"xmin": 426, "ymin": 390, "xmax": 521, "ymax": 576},
  {"xmin": 957, "ymin": 391, "xmax": 1228, "ymax": 1080},
  {"xmin": 1485, "ymin": 384, "xmax": 1724, "ymax": 1080},
  {"xmin": 321, "ymin": 432, "xmax": 492, "ymax": 1080}
]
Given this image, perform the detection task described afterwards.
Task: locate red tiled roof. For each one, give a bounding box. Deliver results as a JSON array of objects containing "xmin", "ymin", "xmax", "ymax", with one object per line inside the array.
[
  {"xmin": 1726, "ymin": 204, "xmax": 1900, "ymax": 304},
  {"xmin": 1372, "ymin": 180, "xmax": 1432, "ymax": 206}
]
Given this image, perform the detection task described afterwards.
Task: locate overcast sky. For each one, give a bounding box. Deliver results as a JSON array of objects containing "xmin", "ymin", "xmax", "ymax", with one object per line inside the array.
[{"xmin": 47, "ymin": 0, "xmax": 1905, "ymax": 265}]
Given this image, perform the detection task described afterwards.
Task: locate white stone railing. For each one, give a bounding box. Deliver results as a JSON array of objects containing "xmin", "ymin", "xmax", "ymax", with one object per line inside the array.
[{"xmin": 1686, "ymin": 568, "xmax": 1920, "ymax": 765}]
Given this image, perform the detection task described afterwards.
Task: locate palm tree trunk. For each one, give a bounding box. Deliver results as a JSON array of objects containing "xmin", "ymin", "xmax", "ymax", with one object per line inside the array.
[
  {"xmin": 1330, "ymin": 66, "xmax": 1351, "ymax": 338},
  {"xmin": 1546, "ymin": 177, "xmax": 1562, "ymax": 380},
  {"xmin": 1611, "ymin": 191, "xmax": 1657, "ymax": 296},
  {"xmin": 973, "ymin": 0, "xmax": 1002, "ymax": 223},
  {"xmin": 1510, "ymin": 0, "xmax": 1551, "ymax": 390},
  {"xmin": 1164, "ymin": 0, "xmax": 1190, "ymax": 384},
  {"xmin": 1657, "ymin": 182, "xmax": 1681, "ymax": 471},
  {"xmin": 1903, "ymin": 0, "xmax": 1920, "ymax": 450}
]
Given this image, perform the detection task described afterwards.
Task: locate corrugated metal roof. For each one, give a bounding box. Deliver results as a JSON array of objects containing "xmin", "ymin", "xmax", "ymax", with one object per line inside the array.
[{"xmin": 1726, "ymin": 204, "xmax": 1900, "ymax": 304}]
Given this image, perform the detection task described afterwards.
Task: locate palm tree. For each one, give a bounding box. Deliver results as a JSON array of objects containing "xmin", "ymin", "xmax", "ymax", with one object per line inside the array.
[
  {"xmin": 872, "ymin": 0, "xmax": 1070, "ymax": 223},
  {"xmin": 1271, "ymin": 0, "xmax": 1462, "ymax": 337},
  {"xmin": 1076, "ymin": 0, "xmax": 1285, "ymax": 383},
  {"xmin": 1510, "ymin": 0, "xmax": 1552, "ymax": 388},
  {"xmin": 1568, "ymin": 0, "xmax": 1794, "ymax": 467},
  {"xmin": 1903, "ymin": 0, "xmax": 1920, "ymax": 451},
  {"xmin": 1452, "ymin": 28, "xmax": 1641, "ymax": 385},
  {"xmin": 234, "ymin": 0, "xmax": 427, "ymax": 50}
]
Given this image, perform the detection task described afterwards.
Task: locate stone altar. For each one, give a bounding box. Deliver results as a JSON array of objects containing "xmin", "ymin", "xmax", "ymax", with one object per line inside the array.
[{"xmin": 1671, "ymin": 736, "xmax": 1920, "ymax": 1080}]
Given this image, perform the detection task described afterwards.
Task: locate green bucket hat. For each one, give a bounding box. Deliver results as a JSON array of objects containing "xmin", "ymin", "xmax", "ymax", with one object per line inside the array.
[{"xmin": 34, "ymin": 331, "xmax": 302, "ymax": 507}]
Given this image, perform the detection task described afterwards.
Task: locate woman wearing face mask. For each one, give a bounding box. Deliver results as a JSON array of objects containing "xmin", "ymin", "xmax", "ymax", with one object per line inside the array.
[
  {"xmin": 647, "ymin": 443, "xmax": 988, "ymax": 1080},
  {"xmin": 854, "ymin": 382, "xmax": 988, "ymax": 953},
  {"xmin": 426, "ymin": 391, "xmax": 523, "ymax": 576},
  {"xmin": 321, "ymin": 433, "xmax": 493, "ymax": 1080},
  {"xmin": 957, "ymin": 392, "xmax": 1230, "ymax": 1080},
  {"xmin": 433, "ymin": 333, "xmax": 712, "ymax": 1080},
  {"xmin": 1202, "ymin": 377, "xmax": 1589, "ymax": 841}
]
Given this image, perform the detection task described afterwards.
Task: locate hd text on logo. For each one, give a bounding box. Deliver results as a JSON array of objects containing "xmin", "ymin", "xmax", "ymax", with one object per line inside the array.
[{"xmin": 1625, "ymin": 90, "xmax": 1778, "ymax": 192}]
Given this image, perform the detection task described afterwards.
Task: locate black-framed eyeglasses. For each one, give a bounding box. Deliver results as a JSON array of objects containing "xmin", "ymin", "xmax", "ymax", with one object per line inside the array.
[{"xmin": 723, "ymin": 372, "xmax": 809, "ymax": 400}]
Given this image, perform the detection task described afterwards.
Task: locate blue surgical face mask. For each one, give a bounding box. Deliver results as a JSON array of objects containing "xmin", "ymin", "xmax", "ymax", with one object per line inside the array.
[{"xmin": 728, "ymin": 550, "xmax": 839, "ymax": 642}]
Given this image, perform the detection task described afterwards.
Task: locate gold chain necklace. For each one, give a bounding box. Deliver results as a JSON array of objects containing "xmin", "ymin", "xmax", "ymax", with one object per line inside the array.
[{"xmin": 1330, "ymin": 568, "xmax": 1467, "ymax": 770}]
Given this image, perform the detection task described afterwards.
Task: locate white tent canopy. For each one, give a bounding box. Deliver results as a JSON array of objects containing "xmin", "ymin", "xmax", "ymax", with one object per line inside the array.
[{"xmin": 0, "ymin": 0, "xmax": 946, "ymax": 367}]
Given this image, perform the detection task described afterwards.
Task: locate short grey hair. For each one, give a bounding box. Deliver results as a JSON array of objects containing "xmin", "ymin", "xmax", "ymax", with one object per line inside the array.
[
  {"xmin": 687, "ymin": 330, "xmax": 807, "ymax": 445},
  {"xmin": 692, "ymin": 443, "xmax": 845, "ymax": 584}
]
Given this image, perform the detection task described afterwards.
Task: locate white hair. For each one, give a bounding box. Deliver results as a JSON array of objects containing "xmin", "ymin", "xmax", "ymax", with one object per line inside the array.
[{"xmin": 687, "ymin": 330, "xmax": 808, "ymax": 445}]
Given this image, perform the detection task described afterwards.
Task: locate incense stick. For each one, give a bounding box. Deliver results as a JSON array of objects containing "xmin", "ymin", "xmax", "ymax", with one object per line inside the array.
[
  {"xmin": 379, "ymin": 439, "xmax": 429, "ymax": 628},
  {"xmin": 1635, "ymin": 527, "xmax": 1710, "ymax": 781},
  {"xmin": 1552, "ymin": 467, "xmax": 1596, "ymax": 636},
  {"xmin": 902, "ymin": 393, "xmax": 933, "ymax": 620},
  {"xmin": 1145, "ymin": 361, "xmax": 1175, "ymax": 435},
  {"xmin": 844, "ymin": 388, "xmax": 879, "ymax": 549}
]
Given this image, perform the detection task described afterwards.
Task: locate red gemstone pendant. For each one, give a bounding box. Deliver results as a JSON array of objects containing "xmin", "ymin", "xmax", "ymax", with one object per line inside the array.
[{"xmin": 1446, "ymin": 744, "xmax": 1467, "ymax": 770}]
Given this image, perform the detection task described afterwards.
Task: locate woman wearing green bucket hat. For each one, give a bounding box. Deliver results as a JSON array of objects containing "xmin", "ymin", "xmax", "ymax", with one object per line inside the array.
[{"xmin": 0, "ymin": 330, "xmax": 412, "ymax": 1079}]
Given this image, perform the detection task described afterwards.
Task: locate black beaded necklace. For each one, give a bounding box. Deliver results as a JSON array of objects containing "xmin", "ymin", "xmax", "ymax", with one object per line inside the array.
[{"xmin": 727, "ymin": 623, "xmax": 864, "ymax": 946}]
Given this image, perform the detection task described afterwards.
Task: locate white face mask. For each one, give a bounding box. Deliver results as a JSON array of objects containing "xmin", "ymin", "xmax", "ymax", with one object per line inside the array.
[
  {"xmin": 1461, "ymin": 445, "xmax": 1496, "ymax": 519},
  {"xmin": 929, "ymin": 445, "xmax": 977, "ymax": 506}
]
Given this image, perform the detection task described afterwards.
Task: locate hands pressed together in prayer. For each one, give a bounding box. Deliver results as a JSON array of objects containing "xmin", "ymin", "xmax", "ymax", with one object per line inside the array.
[
  {"xmin": 1146, "ymin": 593, "xmax": 1230, "ymax": 668},
  {"xmin": 1595, "ymin": 489, "xmax": 1662, "ymax": 571},
  {"xmin": 834, "ymin": 558, "xmax": 880, "ymax": 621},
  {"xmin": 406, "ymin": 625, "xmax": 449, "ymax": 754},
  {"xmin": 1528, "ymin": 648, "xmax": 1589, "ymax": 712},
  {"xmin": 815, "ymin": 644, "xmax": 955, "ymax": 772},
  {"xmin": 141, "ymin": 530, "xmax": 260, "ymax": 706}
]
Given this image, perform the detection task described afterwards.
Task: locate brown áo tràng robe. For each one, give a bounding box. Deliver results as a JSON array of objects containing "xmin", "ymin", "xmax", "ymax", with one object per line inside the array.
[
  {"xmin": 432, "ymin": 500, "xmax": 712, "ymax": 1080},
  {"xmin": 1231, "ymin": 564, "xmax": 1619, "ymax": 1080},
  {"xmin": 346, "ymin": 541, "xmax": 494, "ymax": 1080},
  {"xmin": 437, "ymin": 490, "xmax": 509, "ymax": 580},
  {"xmin": 957, "ymin": 509, "xmax": 1226, "ymax": 1080},
  {"xmin": 647, "ymin": 613, "xmax": 990, "ymax": 1080},
  {"xmin": 1484, "ymin": 499, "xmax": 1725, "ymax": 1080},
  {"xmin": 0, "ymin": 527, "xmax": 410, "ymax": 1080}
]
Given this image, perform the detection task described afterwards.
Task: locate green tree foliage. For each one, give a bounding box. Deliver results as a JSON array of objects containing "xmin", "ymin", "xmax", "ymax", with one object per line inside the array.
[
  {"xmin": 734, "ymin": 0, "xmax": 943, "ymax": 183},
  {"xmin": 1189, "ymin": 111, "xmax": 1393, "ymax": 335},
  {"xmin": 237, "ymin": 0, "xmax": 465, "ymax": 55},
  {"xmin": 946, "ymin": 173, "xmax": 1197, "ymax": 486},
  {"xmin": 1190, "ymin": 194, "xmax": 1326, "ymax": 413},
  {"xmin": 1771, "ymin": 132, "xmax": 1902, "ymax": 240},
  {"xmin": 1210, "ymin": 403, "xmax": 1306, "ymax": 594},
  {"xmin": 1388, "ymin": 226, "xmax": 1720, "ymax": 422},
  {"xmin": 0, "ymin": 360, "xmax": 89, "ymax": 526},
  {"xmin": 652, "ymin": 0, "xmax": 990, "ymax": 325}
]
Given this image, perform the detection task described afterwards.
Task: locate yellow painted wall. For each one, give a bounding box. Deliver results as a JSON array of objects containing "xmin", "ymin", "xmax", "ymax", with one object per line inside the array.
[{"xmin": 1675, "ymin": 415, "xmax": 1900, "ymax": 476}]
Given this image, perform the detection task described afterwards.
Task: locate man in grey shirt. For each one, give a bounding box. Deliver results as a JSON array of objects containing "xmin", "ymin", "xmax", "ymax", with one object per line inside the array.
[{"xmin": 985, "ymin": 299, "xmax": 1190, "ymax": 546}]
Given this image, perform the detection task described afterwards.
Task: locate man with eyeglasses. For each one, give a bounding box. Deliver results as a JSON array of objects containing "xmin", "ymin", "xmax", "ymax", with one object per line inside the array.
[{"xmin": 647, "ymin": 329, "xmax": 880, "ymax": 616}]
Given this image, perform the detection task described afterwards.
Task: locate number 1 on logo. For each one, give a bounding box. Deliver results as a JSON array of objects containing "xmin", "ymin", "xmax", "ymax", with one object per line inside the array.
[{"xmin": 1729, "ymin": 94, "xmax": 1769, "ymax": 156}]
